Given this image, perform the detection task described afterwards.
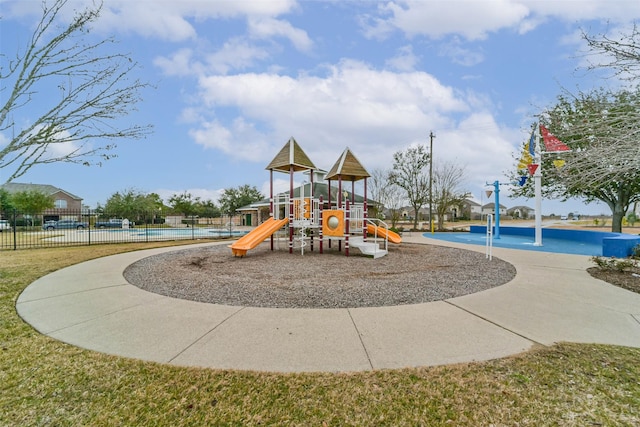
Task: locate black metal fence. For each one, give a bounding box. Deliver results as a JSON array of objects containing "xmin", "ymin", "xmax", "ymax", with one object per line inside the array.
[{"xmin": 0, "ymin": 209, "xmax": 244, "ymax": 250}]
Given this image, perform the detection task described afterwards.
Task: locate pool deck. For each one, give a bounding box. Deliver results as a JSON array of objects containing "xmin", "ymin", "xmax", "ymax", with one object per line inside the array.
[{"xmin": 16, "ymin": 234, "xmax": 640, "ymax": 373}]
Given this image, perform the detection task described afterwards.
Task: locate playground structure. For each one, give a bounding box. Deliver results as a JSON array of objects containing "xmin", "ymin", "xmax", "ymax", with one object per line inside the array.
[{"xmin": 230, "ymin": 137, "xmax": 401, "ymax": 258}]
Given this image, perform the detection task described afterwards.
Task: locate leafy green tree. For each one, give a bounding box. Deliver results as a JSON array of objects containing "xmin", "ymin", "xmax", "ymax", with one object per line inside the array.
[
  {"xmin": 10, "ymin": 190, "xmax": 54, "ymax": 214},
  {"xmin": 0, "ymin": 188, "xmax": 15, "ymax": 214},
  {"xmin": 388, "ymin": 145, "xmax": 430, "ymax": 230},
  {"xmin": 0, "ymin": 0, "xmax": 152, "ymax": 182},
  {"xmin": 195, "ymin": 200, "xmax": 221, "ymax": 219},
  {"xmin": 218, "ymin": 185, "xmax": 264, "ymax": 216},
  {"xmin": 101, "ymin": 189, "xmax": 159, "ymax": 222},
  {"xmin": 168, "ymin": 192, "xmax": 200, "ymax": 217},
  {"xmin": 511, "ymin": 87, "xmax": 640, "ymax": 233}
]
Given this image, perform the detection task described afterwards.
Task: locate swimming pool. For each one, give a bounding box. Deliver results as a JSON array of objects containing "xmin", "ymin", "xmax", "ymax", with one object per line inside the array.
[
  {"xmin": 139, "ymin": 228, "xmax": 247, "ymax": 237},
  {"xmin": 97, "ymin": 227, "xmax": 248, "ymax": 239},
  {"xmin": 424, "ymin": 232, "xmax": 602, "ymax": 256}
]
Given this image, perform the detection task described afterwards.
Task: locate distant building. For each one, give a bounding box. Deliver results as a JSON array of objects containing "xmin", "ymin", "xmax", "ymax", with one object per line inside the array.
[
  {"xmin": 507, "ymin": 205, "xmax": 535, "ymax": 219},
  {"xmin": 459, "ymin": 199, "xmax": 483, "ymax": 220},
  {"xmin": 481, "ymin": 202, "xmax": 508, "ymax": 217},
  {"xmin": 0, "ymin": 182, "xmax": 84, "ymax": 221}
]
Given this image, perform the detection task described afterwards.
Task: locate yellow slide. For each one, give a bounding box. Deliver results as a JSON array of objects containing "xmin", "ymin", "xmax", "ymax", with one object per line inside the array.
[
  {"xmin": 230, "ymin": 218, "xmax": 288, "ymax": 257},
  {"xmin": 367, "ymin": 223, "xmax": 402, "ymax": 244}
]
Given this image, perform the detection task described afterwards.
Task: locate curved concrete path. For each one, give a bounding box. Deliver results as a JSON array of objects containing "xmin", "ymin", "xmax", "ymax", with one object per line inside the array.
[{"xmin": 16, "ymin": 236, "xmax": 640, "ymax": 373}]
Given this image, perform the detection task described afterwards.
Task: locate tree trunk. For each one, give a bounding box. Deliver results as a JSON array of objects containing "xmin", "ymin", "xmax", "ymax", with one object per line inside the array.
[{"xmin": 611, "ymin": 209, "xmax": 624, "ymax": 233}]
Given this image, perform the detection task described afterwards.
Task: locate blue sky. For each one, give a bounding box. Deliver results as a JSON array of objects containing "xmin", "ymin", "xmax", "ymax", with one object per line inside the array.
[{"xmin": 2, "ymin": 0, "xmax": 639, "ymax": 216}]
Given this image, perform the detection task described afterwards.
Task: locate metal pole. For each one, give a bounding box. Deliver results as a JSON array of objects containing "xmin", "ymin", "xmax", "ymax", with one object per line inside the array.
[
  {"xmin": 534, "ymin": 124, "xmax": 543, "ymax": 246},
  {"xmin": 289, "ymin": 164, "xmax": 294, "ymax": 254},
  {"xmin": 494, "ymin": 180, "xmax": 500, "ymax": 239},
  {"xmin": 270, "ymin": 169, "xmax": 274, "ymax": 250},
  {"xmin": 429, "ymin": 131, "xmax": 435, "ymax": 233},
  {"xmin": 486, "ymin": 214, "xmax": 493, "ymax": 260},
  {"xmin": 12, "ymin": 209, "xmax": 17, "ymax": 250}
]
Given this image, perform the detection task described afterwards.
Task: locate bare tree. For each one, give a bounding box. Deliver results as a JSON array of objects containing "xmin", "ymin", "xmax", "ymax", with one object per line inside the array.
[
  {"xmin": 384, "ymin": 182, "xmax": 405, "ymax": 228},
  {"xmin": 573, "ymin": 25, "xmax": 640, "ymax": 197},
  {"xmin": 0, "ymin": 0, "xmax": 152, "ymax": 182},
  {"xmin": 582, "ymin": 23, "xmax": 640, "ymax": 80},
  {"xmin": 368, "ymin": 167, "xmax": 392, "ymax": 219},
  {"xmin": 368, "ymin": 167, "xmax": 404, "ymax": 227},
  {"xmin": 432, "ymin": 161, "xmax": 470, "ymax": 230},
  {"xmin": 511, "ymin": 87, "xmax": 640, "ymax": 233},
  {"xmin": 389, "ymin": 145, "xmax": 430, "ymax": 230}
]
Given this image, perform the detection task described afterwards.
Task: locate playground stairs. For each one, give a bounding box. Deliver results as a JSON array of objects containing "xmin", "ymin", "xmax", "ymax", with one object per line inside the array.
[{"xmin": 349, "ymin": 236, "xmax": 388, "ymax": 259}]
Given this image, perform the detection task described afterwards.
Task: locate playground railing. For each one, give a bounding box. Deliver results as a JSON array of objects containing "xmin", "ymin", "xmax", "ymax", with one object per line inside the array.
[
  {"xmin": 349, "ymin": 203, "xmax": 365, "ymax": 233},
  {"xmin": 365, "ymin": 217, "xmax": 389, "ymax": 253}
]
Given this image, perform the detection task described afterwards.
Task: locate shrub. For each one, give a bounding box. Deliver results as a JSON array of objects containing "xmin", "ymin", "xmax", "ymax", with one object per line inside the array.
[
  {"xmin": 390, "ymin": 227, "xmax": 403, "ymax": 235},
  {"xmin": 590, "ymin": 256, "xmax": 637, "ymax": 272}
]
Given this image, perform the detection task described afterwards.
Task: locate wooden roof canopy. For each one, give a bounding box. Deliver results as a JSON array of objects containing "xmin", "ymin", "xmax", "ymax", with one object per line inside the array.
[
  {"xmin": 265, "ymin": 137, "xmax": 316, "ymax": 173},
  {"xmin": 325, "ymin": 147, "xmax": 370, "ymax": 182}
]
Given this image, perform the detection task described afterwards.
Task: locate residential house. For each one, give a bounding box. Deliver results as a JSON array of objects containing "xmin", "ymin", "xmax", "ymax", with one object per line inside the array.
[
  {"xmin": 481, "ymin": 202, "xmax": 508, "ymax": 217},
  {"xmin": 459, "ymin": 199, "xmax": 483, "ymax": 220},
  {"xmin": 507, "ymin": 205, "xmax": 535, "ymax": 220},
  {"xmin": 0, "ymin": 182, "xmax": 84, "ymax": 222}
]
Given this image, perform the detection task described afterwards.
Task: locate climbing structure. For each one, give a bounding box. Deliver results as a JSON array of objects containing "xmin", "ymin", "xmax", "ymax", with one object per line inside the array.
[{"xmin": 230, "ymin": 137, "xmax": 401, "ymax": 258}]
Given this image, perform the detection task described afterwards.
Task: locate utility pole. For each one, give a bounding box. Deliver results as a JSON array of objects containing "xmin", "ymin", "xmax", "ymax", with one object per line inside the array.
[{"xmin": 429, "ymin": 131, "xmax": 435, "ymax": 233}]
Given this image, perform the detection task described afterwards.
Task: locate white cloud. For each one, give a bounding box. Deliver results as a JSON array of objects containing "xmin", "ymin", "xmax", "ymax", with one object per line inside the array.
[
  {"xmin": 205, "ymin": 38, "xmax": 272, "ymax": 74},
  {"xmin": 371, "ymin": 0, "xmax": 530, "ymax": 41},
  {"xmin": 155, "ymin": 39, "xmax": 272, "ymax": 77},
  {"xmin": 97, "ymin": 0, "xmax": 299, "ymax": 41},
  {"xmin": 154, "ymin": 48, "xmax": 201, "ymax": 77},
  {"xmin": 184, "ymin": 59, "xmax": 524, "ymax": 192},
  {"xmin": 363, "ymin": 1, "xmax": 640, "ymax": 42},
  {"xmin": 385, "ymin": 45, "xmax": 420, "ymax": 71},
  {"xmin": 2, "ymin": 0, "xmax": 300, "ymax": 42},
  {"xmin": 261, "ymin": 177, "xmax": 298, "ymax": 199},
  {"xmin": 434, "ymin": 112, "xmax": 519, "ymax": 189},
  {"xmin": 438, "ymin": 38, "xmax": 484, "ymax": 66},
  {"xmin": 189, "ymin": 117, "xmax": 273, "ymax": 162},
  {"xmin": 522, "ymin": 0, "xmax": 640, "ymax": 23},
  {"xmin": 248, "ymin": 17, "xmax": 313, "ymax": 52}
]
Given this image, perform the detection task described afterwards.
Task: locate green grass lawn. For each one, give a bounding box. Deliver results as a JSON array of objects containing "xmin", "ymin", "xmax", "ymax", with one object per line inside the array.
[{"xmin": 1, "ymin": 243, "xmax": 639, "ymax": 426}]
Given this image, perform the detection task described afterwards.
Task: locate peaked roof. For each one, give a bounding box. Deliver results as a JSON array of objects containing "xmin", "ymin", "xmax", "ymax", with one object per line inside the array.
[
  {"xmin": 482, "ymin": 202, "xmax": 508, "ymax": 209},
  {"xmin": 325, "ymin": 147, "xmax": 370, "ymax": 181},
  {"xmin": 0, "ymin": 182, "xmax": 82, "ymax": 200},
  {"xmin": 238, "ymin": 182, "xmax": 377, "ymax": 210},
  {"xmin": 265, "ymin": 137, "xmax": 316, "ymax": 173}
]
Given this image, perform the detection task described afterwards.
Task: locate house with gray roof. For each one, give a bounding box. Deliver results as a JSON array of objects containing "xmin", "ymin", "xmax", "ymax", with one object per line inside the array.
[{"xmin": 0, "ymin": 182, "xmax": 84, "ymax": 221}]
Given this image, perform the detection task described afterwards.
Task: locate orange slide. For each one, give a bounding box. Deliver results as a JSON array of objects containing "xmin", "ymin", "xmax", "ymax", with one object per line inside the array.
[
  {"xmin": 230, "ymin": 218, "xmax": 288, "ymax": 257},
  {"xmin": 367, "ymin": 223, "xmax": 402, "ymax": 244}
]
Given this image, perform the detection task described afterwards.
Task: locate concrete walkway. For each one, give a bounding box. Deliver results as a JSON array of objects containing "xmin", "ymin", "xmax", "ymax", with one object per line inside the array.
[{"xmin": 16, "ymin": 236, "xmax": 640, "ymax": 373}]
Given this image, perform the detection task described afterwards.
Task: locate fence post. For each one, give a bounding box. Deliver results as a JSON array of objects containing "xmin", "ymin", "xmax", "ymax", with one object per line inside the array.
[{"xmin": 13, "ymin": 209, "xmax": 17, "ymax": 251}]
